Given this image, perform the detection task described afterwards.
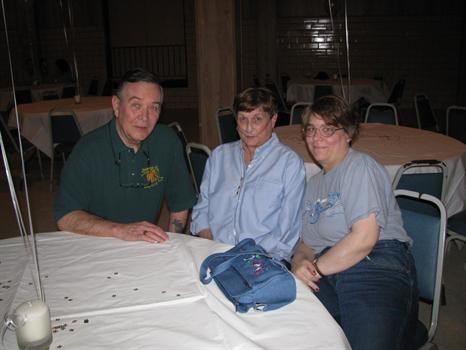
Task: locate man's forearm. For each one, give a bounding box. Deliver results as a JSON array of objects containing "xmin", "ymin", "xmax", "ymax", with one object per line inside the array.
[
  {"xmin": 168, "ymin": 210, "xmax": 189, "ymax": 233},
  {"xmin": 57, "ymin": 210, "xmax": 123, "ymax": 238}
]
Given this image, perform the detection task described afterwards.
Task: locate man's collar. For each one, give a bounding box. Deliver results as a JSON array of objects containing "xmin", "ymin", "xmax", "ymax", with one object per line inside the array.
[{"xmin": 109, "ymin": 119, "xmax": 149, "ymax": 155}]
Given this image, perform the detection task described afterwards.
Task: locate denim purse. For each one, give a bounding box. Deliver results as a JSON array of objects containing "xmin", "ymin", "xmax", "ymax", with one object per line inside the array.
[{"xmin": 199, "ymin": 238, "xmax": 296, "ymax": 313}]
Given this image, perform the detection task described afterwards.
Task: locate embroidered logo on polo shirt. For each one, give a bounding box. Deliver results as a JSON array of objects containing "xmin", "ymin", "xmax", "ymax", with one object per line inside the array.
[{"xmin": 141, "ymin": 166, "xmax": 163, "ymax": 188}]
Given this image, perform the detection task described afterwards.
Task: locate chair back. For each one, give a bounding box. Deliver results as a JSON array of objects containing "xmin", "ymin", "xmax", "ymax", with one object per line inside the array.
[
  {"xmin": 265, "ymin": 80, "xmax": 289, "ymax": 113},
  {"xmin": 290, "ymin": 102, "xmax": 311, "ymax": 125},
  {"xmin": 168, "ymin": 121, "xmax": 190, "ymax": 169},
  {"xmin": 216, "ymin": 107, "xmax": 239, "ymax": 144},
  {"xmin": 42, "ymin": 91, "xmax": 59, "ymax": 100},
  {"xmin": 88, "ymin": 79, "xmax": 99, "ymax": 96},
  {"xmin": 414, "ymin": 94, "xmax": 439, "ymax": 131},
  {"xmin": 61, "ymin": 85, "xmax": 76, "ymax": 98},
  {"xmin": 395, "ymin": 189, "xmax": 446, "ymax": 342},
  {"xmin": 186, "ymin": 142, "xmax": 211, "ymax": 194},
  {"xmin": 313, "ymin": 85, "xmax": 333, "ymax": 101},
  {"xmin": 101, "ymin": 80, "xmax": 113, "ymax": 96},
  {"xmin": 0, "ymin": 112, "xmax": 20, "ymax": 153},
  {"xmin": 15, "ymin": 89, "xmax": 32, "ymax": 104},
  {"xmin": 364, "ymin": 103, "xmax": 399, "ymax": 125},
  {"xmin": 446, "ymin": 105, "xmax": 466, "ymax": 143},
  {"xmin": 392, "ymin": 159, "xmax": 447, "ymax": 216},
  {"xmin": 387, "ymin": 79, "xmax": 405, "ymax": 106},
  {"xmin": 49, "ymin": 109, "xmax": 82, "ymax": 145}
]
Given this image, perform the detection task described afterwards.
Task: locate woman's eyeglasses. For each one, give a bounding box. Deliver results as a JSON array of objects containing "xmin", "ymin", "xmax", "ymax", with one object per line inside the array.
[{"xmin": 303, "ymin": 125, "xmax": 343, "ymax": 137}]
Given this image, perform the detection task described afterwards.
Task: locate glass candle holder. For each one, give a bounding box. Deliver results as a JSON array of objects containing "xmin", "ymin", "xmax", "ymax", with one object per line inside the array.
[{"xmin": 11, "ymin": 300, "xmax": 53, "ymax": 350}]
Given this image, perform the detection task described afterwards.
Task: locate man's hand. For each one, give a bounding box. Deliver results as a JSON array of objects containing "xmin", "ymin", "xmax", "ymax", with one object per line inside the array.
[
  {"xmin": 115, "ymin": 221, "xmax": 169, "ymax": 243},
  {"xmin": 57, "ymin": 211, "xmax": 168, "ymax": 243}
]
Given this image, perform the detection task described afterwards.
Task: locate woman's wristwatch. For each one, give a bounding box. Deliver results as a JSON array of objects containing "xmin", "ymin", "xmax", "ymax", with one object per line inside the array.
[{"xmin": 312, "ymin": 257, "xmax": 326, "ymax": 277}]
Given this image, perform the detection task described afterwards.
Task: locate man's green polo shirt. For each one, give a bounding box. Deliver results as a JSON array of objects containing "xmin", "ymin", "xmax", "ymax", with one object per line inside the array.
[{"xmin": 54, "ymin": 119, "xmax": 197, "ymax": 223}]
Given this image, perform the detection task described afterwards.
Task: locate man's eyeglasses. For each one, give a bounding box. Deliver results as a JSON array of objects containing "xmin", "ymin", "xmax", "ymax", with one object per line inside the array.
[{"xmin": 303, "ymin": 125, "xmax": 344, "ymax": 137}]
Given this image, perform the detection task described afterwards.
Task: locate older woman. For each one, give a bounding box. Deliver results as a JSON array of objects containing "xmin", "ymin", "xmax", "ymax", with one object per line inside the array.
[
  {"xmin": 292, "ymin": 96, "xmax": 418, "ymax": 350},
  {"xmin": 190, "ymin": 87, "xmax": 305, "ymax": 262}
]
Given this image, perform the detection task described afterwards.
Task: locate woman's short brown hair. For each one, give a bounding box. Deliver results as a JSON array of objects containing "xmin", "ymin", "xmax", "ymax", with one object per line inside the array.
[
  {"xmin": 233, "ymin": 87, "xmax": 277, "ymax": 118},
  {"xmin": 302, "ymin": 95, "xmax": 360, "ymax": 139}
]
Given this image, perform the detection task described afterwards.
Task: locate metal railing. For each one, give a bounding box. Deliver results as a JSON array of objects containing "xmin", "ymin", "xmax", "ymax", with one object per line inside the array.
[{"xmin": 111, "ymin": 45, "xmax": 187, "ymax": 84}]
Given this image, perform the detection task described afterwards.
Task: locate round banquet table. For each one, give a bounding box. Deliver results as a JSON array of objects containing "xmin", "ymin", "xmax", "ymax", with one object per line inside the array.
[
  {"xmin": 275, "ymin": 123, "xmax": 466, "ymax": 216},
  {"xmin": 8, "ymin": 96, "xmax": 114, "ymax": 158}
]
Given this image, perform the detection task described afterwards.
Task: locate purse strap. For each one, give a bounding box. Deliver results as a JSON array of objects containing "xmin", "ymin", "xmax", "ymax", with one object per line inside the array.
[{"xmin": 200, "ymin": 251, "xmax": 272, "ymax": 284}]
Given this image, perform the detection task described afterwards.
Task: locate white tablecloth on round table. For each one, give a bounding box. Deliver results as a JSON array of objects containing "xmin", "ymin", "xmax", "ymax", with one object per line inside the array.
[
  {"xmin": 8, "ymin": 96, "xmax": 114, "ymax": 158},
  {"xmin": 276, "ymin": 123, "xmax": 466, "ymax": 216}
]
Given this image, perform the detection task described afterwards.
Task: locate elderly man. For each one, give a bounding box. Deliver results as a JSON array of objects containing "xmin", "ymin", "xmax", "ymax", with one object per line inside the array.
[
  {"xmin": 54, "ymin": 68, "xmax": 196, "ymax": 242},
  {"xmin": 190, "ymin": 87, "xmax": 305, "ymax": 262}
]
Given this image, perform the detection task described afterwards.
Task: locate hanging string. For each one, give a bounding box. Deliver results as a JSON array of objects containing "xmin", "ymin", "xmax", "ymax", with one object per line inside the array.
[
  {"xmin": 67, "ymin": 0, "xmax": 81, "ymax": 97},
  {"xmin": 343, "ymin": 0, "xmax": 351, "ymax": 103},
  {"xmin": 327, "ymin": 0, "xmax": 346, "ymax": 101},
  {"xmin": 1, "ymin": 0, "xmax": 44, "ymax": 302}
]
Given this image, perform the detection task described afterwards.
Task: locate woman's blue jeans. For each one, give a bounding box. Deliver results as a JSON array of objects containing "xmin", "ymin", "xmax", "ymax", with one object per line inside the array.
[{"xmin": 316, "ymin": 240, "xmax": 418, "ymax": 350}]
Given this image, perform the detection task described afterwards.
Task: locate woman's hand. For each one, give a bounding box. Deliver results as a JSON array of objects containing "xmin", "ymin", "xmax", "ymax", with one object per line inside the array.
[
  {"xmin": 292, "ymin": 257, "xmax": 321, "ymax": 292},
  {"xmin": 291, "ymin": 240, "xmax": 321, "ymax": 292},
  {"xmin": 198, "ymin": 228, "xmax": 213, "ymax": 240}
]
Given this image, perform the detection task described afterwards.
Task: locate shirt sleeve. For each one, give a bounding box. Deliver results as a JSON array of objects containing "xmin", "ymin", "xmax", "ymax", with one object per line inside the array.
[
  {"xmin": 53, "ymin": 143, "xmax": 92, "ymax": 222},
  {"xmin": 259, "ymin": 154, "xmax": 305, "ymax": 261},
  {"xmin": 341, "ymin": 156, "xmax": 390, "ymax": 230},
  {"xmin": 164, "ymin": 131, "xmax": 197, "ymax": 213}
]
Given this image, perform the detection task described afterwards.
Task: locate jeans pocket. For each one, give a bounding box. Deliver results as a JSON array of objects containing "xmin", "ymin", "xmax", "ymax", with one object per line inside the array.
[{"xmin": 365, "ymin": 241, "xmax": 410, "ymax": 274}]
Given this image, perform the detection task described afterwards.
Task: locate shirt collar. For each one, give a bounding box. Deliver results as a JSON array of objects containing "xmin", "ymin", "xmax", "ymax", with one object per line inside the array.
[
  {"xmin": 109, "ymin": 119, "xmax": 150, "ymax": 159},
  {"xmin": 238, "ymin": 132, "xmax": 278, "ymax": 161}
]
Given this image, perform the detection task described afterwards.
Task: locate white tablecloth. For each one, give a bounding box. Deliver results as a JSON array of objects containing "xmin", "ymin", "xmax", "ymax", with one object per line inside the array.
[
  {"xmin": 0, "ymin": 84, "xmax": 74, "ymax": 111},
  {"xmin": 276, "ymin": 123, "xmax": 466, "ymax": 216},
  {"xmin": 0, "ymin": 232, "xmax": 350, "ymax": 350},
  {"xmin": 286, "ymin": 78, "xmax": 388, "ymax": 104},
  {"xmin": 8, "ymin": 97, "xmax": 114, "ymax": 158}
]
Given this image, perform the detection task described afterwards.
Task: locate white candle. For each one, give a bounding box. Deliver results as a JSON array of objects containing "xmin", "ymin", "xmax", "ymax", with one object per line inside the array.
[{"xmin": 14, "ymin": 300, "xmax": 52, "ymax": 349}]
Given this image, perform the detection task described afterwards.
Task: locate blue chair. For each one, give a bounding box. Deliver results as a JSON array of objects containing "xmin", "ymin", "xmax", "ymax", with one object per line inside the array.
[
  {"xmin": 446, "ymin": 105, "xmax": 466, "ymax": 144},
  {"xmin": 186, "ymin": 142, "xmax": 211, "ymax": 194},
  {"xmin": 395, "ymin": 189, "xmax": 447, "ymax": 348},
  {"xmin": 49, "ymin": 108, "xmax": 82, "ymax": 191},
  {"xmin": 216, "ymin": 107, "xmax": 239, "ymax": 144},
  {"xmin": 61, "ymin": 85, "xmax": 76, "ymax": 98},
  {"xmin": 445, "ymin": 209, "xmax": 466, "ymax": 252},
  {"xmin": 168, "ymin": 121, "xmax": 190, "ymax": 172},
  {"xmin": 392, "ymin": 160, "xmax": 447, "ymax": 216},
  {"xmin": 313, "ymin": 85, "xmax": 333, "ymax": 101},
  {"xmin": 364, "ymin": 103, "xmax": 399, "ymax": 125},
  {"xmin": 289, "ymin": 102, "xmax": 311, "ymax": 125},
  {"xmin": 387, "ymin": 79, "xmax": 406, "ymax": 107},
  {"xmin": 414, "ymin": 94, "xmax": 439, "ymax": 132}
]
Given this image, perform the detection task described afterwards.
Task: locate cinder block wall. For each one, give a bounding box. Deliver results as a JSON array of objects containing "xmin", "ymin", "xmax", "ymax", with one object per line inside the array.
[{"xmin": 242, "ymin": 15, "xmax": 463, "ymax": 111}]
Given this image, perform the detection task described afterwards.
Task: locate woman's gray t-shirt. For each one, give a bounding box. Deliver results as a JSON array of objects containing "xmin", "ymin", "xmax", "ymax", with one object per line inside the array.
[{"xmin": 301, "ymin": 148, "xmax": 411, "ymax": 253}]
